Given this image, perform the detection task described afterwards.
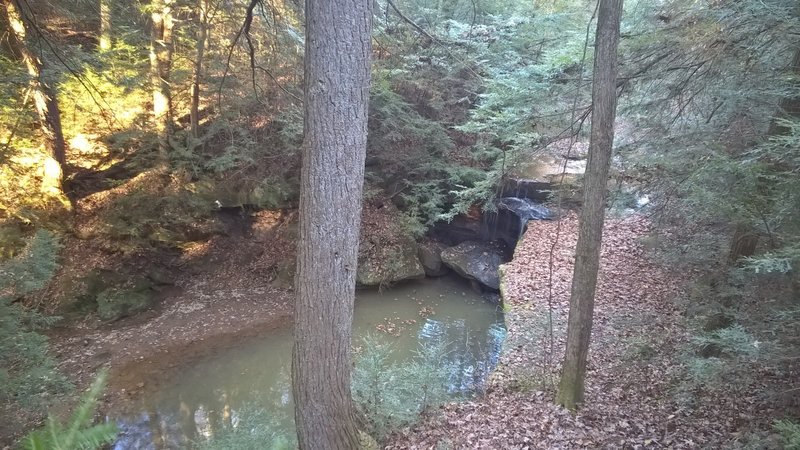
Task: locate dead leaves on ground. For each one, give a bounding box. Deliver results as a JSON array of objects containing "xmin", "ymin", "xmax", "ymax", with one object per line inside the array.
[{"xmin": 387, "ymin": 213, "xmax": 780, "ymax": 449}]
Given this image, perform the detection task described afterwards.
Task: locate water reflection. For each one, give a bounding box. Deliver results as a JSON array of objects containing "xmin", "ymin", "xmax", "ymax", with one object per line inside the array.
[{"xmin": 114, "ymin": 276, "xmax": 505, "ymax": 448}]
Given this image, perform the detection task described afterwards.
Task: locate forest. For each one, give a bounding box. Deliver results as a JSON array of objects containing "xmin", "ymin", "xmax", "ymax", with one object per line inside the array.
[{"xmin": 0, "ymin": 0, "xmax": 799, "ymax": 448}]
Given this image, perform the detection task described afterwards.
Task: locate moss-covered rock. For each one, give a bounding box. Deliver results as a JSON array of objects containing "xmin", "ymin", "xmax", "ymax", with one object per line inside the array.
[
  {"xmin": 357, "ymin": 200, "xmax": 426, "ymax": 287},
  {"xmin": 96, "ymin": 279, "xmax": 155, "ymax": 321},
  {"xmin": 418, "ymin": 240, "xmax": 448, "ymax": 277},
  {"xmin": 57, "ymin": 269, "xmax": 125, "ymax": 317},
  {"xmin": 357, "ymin": 234, "xmax": 425, "ymax": 286}
]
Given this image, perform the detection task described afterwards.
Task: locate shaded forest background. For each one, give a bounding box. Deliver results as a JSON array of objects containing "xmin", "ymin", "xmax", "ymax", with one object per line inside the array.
[{"xmin": 1, "ymin": 0, "xmax": 799, "ymax": 446}]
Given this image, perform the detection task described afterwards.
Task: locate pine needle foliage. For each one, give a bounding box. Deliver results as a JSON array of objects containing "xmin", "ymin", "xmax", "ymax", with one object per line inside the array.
[
  {"xmin": 352, "ymin": 335, "xmax": 458, "ymax": 442},
  {"xmin": 195, "ymin": 405, "xmax": 295, "ymax": 450},
  {"xmin": 0, "ymin": 230, "xmax": 68, "ymax": 406},
  {"xmin": 774, "ymin": 419, "xmax": 800, "ymax": 450}
]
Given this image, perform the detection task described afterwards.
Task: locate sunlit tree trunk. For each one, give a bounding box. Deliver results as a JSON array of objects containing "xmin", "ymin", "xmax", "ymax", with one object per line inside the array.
[
  {"xmin": 190, "ymin": 0, "xmax": 209, "ymax": 142},
  {"xmin": 291, "ymin": 0, "xmax": 373, "ymax": 446},
  {"xmin": 99, "ymin": 0, "xmax": 111, "ymax": 50},
  {"xmin": 556, "ymin": 0, "xmax": 623, "ymax": 411},
  {"xmin": 150, "ymin": 0, "xmax": 174, "ymax": 166},
  {"xmin": 97, "ymin": 0, "xmax": 111, "ymax": 50},
  {"xmin": 2, "ymin": 0, "xmax": 67, "ymax": 193}
]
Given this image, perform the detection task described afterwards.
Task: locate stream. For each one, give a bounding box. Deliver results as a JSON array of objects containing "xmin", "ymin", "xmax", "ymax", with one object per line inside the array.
[{"xmin": 112, "ymin": 275, "xmax": 506, "ymax": 449}]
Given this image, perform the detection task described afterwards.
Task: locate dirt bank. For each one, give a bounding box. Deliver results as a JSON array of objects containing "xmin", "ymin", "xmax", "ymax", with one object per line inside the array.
[{"xmin": 0, "ymin": 210, "xmax": 297, "ymax": 446}]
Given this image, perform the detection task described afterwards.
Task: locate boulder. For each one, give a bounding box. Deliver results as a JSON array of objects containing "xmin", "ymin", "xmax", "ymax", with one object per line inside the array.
[
  {"xmin": 272, "ymin": 260, "xmax": 297, "ymax": 289},
  {"xmin": 96, "ymin": 279, "xmax": 155, "ymax": 321},
  {"xmin": 357, "ymin": 235, "xmax": 425, "ymax": 287},
  {"xmin": 418, "ymin": 240, "xmax": 449, "ymax": 277},
  {"xmin": 441, "ymin": 241, "xmax": 508, "ymax": 290},
  {"xmin": 57, "ymin": 268, "xmax": 124, "ymax": 317}
]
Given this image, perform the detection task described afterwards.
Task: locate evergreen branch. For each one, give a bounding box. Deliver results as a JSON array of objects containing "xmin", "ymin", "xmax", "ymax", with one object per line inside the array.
[{"xmin": 385, "ymin": 0, "xmax": 442, "ymax": 45}]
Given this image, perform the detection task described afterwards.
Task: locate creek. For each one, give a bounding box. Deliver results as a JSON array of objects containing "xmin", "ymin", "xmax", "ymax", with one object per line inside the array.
[{"xmin": 111, "ymin": 275, "xmax": 505, "ymax": 449}]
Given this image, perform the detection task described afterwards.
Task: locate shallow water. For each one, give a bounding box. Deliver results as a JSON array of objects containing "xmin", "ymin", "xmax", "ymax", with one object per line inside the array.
[{"xmin": 112, "ymin": 275, "xmax": 505, "ymax": 449}]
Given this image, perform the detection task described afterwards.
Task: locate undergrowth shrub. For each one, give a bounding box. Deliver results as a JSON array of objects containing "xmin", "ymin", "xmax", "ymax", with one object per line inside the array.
[
  {"xmin": 0, "ymin": 230, "xmax": 69, "ymax": 406},
  {"xmin": 98, "ymin": 186, "xmax": 216, "ymax": 252},
  {"xmin": 352, "ymin": 335, "xmax": 458, "ymax": 442},
  {"xmin": 196, "ymin": 405, "xmax": 295, "ymax": 450},
  {"xmin": 774, "ymin": 419, "xmax": 800, "ymax": 450},
  {"xmin": 677, "ymin": 321, "xmax": 764, "ymax": 405}
]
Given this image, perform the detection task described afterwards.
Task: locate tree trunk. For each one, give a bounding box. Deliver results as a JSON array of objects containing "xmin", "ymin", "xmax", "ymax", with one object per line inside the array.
[
  {"xmin": 728, "ymin": 223, "xmax": 759, "ymax": 263},
  {"xmin": 99, "ymin": 0, "xmax": 111, "ymax": 50},
  {"xmin": 556, "ymin": 0, "xmax": 623, "ymax": 411},
  {"xmin": 291, "ymin": 0, "xmax": 373, "ymax": 447},
  {"xmin": 150, "ymin": 0, "xmax": 174, "ymax": 166},
  {"xmin": 2, "ymin": 0, "xmax": 67, "ymax": 193},
  {"xmin": 189, "ymin": 0, "xmax": 208, "ymax": 142}
]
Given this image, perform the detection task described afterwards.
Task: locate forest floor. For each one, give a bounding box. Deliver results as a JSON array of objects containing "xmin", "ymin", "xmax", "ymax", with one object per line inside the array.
[{"xmin": 387, "ymin": 213, "xmax": 787, "ymax": 449}]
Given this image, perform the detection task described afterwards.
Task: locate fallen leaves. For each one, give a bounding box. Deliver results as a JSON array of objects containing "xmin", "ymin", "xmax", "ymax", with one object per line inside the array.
[{"xmin": 386, "ymin": 213, "xmax": 783, "ymax": 449}]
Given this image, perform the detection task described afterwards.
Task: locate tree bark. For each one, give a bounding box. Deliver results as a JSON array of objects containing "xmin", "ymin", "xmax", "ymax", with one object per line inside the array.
[
  {"xmin": 556, "ymin": 0, "xmax": 623, "ymax": 411},
  {"xmin": 728, "ymin": 223, "xmax": 759, "ymax": 263},
  {"xmin": 3, "ymin": 0, "xmax": 67, "ymax": 177},
  {"xmin": 99, "ymin": 0, "xmax": 111, "ymax": 50},
  {"xmin": 291, "ymin": 0, "xmax": 373, "ymax": 447},
  {"xmin": 150, "ymin": 0, "xmax": 174, "ymax": 166},
  {"xmin": 189, "ymin": 0, "xmax": 208, "ymax": 141},
  {"xmin": 3, "ymin": 0, "xmax": 67, "ymax": 201}
]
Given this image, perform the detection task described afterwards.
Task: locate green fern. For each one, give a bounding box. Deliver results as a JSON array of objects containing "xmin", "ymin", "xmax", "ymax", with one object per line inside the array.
[{"xmin": 22, "ymin": 370, "xmax": 117, "ymax": 450}]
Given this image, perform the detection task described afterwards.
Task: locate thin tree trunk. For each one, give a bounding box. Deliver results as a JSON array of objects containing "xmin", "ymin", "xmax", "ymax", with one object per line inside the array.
[
  {"xmin": 99, "ymin": 0, "xmax": 111, "ymax": 50},
  {"xmin": 150, "ymin": 0, "xmax": 174, "ymax": 166},
  {"xmin": 190, "ymin": 0, "xmax": 208, "ymax": 141},
  {"xmin": 3, "ymin": 0, "xmax": 67, "ymax": 192},
  {"xmin": 728, "ymin": 223, "xmax": 759, "ymax": 263},
  {"xmin": 291, "ymin": 0, "xmax": 373, "ymax": 446},
  {"xmin": 556, "ymin": 0, "xmax": 623, "ymax": 411}
]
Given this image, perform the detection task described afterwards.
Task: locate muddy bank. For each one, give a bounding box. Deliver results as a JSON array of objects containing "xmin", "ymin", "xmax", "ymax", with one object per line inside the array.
[
  {"xmin": 0, "ymin": 210, "xmax": 298, "ymax": 446},
  {"xmin": 55, "ymin": 282, "xmax": 293, "ymax": 413}
]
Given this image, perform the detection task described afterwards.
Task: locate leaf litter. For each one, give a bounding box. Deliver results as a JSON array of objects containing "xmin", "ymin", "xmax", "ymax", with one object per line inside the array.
[{"xmin": 386, "ymin": 213, "xmax": 787, "ymax": 449}]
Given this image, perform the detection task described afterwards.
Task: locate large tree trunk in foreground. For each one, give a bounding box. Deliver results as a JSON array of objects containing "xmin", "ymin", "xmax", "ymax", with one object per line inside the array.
[
  {"xmin": 3, "ymin": 0, "xmax": 67, "ymax": 188},
  {"xmin": 150, "ymin": 0, "xmax": 174, "ymax": 166},
  {"xmin": 291, "ymin": 0, "xmax": 373, "ymax": 447},
  {"xmin": 556, "ymin": 0, "xmax": 623, "ymax": 411}
]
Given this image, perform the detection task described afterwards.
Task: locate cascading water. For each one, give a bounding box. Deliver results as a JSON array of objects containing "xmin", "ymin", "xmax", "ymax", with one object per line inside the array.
[{"xmin": 481, "ymin": 197, "xmax": 553, "ymax": 249}]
